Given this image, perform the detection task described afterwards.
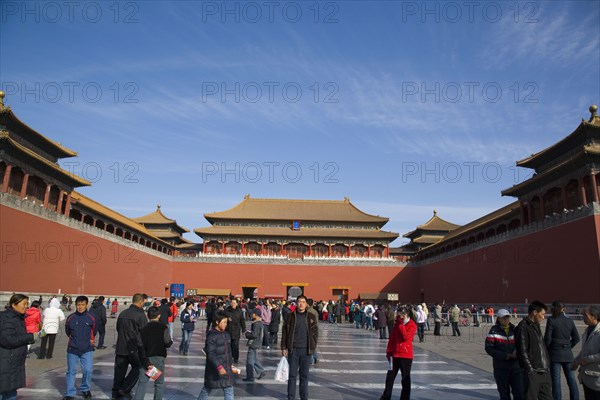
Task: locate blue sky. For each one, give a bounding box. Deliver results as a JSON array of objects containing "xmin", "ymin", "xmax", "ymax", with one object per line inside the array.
[{"xmin": 2, "ymin": 1, "xmax": 599, "ymax": 245}]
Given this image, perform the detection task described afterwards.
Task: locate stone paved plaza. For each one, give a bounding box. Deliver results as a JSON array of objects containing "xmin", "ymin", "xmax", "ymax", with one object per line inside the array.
[{"xmin": 20, "ymin": 315, "xmax": 587, "ymax": 399}]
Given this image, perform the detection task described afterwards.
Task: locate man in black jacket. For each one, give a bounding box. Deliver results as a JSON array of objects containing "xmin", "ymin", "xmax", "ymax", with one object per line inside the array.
[
  {"xmin": 111, "ymin": 293, "xmax": 148, "ymax": 400},
  {"xmin": 225, "ymin": 298, "xmax": 245, "ymax": 364},
  {"xmin": 515, "ymin": 300, "xmax": 552, "ymax": 400},
  {"xmin": 133, "ymin": 306, "xmax": 173, "ymax": 400},
  {"xmin": 281, "ymin": 295, "xmax": 319, "ymax": 400},
  {"xmin": 90, "ymin": 296, "xmax": 108, "ymax": 350}
]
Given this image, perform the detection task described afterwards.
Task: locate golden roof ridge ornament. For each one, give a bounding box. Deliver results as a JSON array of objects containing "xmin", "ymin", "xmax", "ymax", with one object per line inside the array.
[
  {"xmin": 433, "ymin": 210, "xmax": 437, "ymax": 216},
  {"xmin": 157, "ymin": 203, "xmax": 161, "ymax": 211},
  {"xmin": 589, "ymin": 105, "xmax": 598, "ymax": 122},
  {"xmin": 0, "ymin": 90, "xmax": 6, "ymax": 111}
]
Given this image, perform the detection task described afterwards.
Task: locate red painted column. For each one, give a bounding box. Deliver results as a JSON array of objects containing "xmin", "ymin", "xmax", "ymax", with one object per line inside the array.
[
  {"xmin": 347, "ymin": 245, "xmax": 350, "ymax": 257},
  {"xmin": 367, "ymin": 245, "xmax": 371, "ymax": 258},
  {"xmin": 43, "ymin": 183, "xmax": 52, "ymax": 208},
  {"xmin": 561, "ymin": 185, "xmax": 568, "ymax": 210},
  {"xmin": 308, "ymin": 244, "xmax": 312, "ymax": 256},
  {"xmin": 261, "ymin": 242, "xmax": 265, "ymax": 255},
  {"xmin": 328, "ymin": 244, "xmax": 332, "ymax": 257},
  {"xmin": 1, "ymin": 164, "xmax": 12, "ymax": 192},
  {"xmin": 280, "ymin": 243, "xmax": 284, "ymax": 255},
  {"xmin": 221, "ymin": 242, "xmax": 225, "ymax": 254},
  {"xmin": 592, "ymin": 173, "xmax": 599, "ymax": 203},
  {"xmin": 202, "ymin": 242, "xmax": 206, "ymax": 253},
  {"xmin": 63, "ymin": 192, "xmax": 72, "ymax": 216},
  {"xmin": 241, "ymin": 242, "xmax": 245, "ymax": 255},
  {"xmin": 80, "ymin": 213, "xmax": 85, "ymax": 222},
  {"xmin": 20, "ymin": 173, "xmax": 29, "ymax": 198},
  {"xmin": 579, "ymin": 177, "xmax": 587, "ymax": 205},
  {"xmin": 57, "ymin": 191, "xmax": 64, "ymax": 214},
  {"xmin": 385, "ymin": 246, "xmax": 390, "ymax": 257}
]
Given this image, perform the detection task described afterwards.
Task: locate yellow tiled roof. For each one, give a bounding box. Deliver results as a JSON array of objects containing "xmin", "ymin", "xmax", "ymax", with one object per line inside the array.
[{"xmin": 205, "ymin": 196, "xmax": 389, "ymax": 224}]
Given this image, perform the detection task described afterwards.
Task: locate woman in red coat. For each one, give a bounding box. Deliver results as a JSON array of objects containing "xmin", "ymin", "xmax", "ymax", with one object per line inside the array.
[{"xmin": 380, "ymin": 306, "xmax": 417, "ymax": 400}]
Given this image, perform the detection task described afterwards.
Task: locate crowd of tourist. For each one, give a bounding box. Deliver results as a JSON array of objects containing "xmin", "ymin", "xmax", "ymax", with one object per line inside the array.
[{"xmin": 0, "ymin": 293, "xmax": 598, "ymax": 400}]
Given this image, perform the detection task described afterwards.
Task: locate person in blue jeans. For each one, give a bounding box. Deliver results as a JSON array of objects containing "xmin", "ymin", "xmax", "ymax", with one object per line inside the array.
[
  {"xmin": 179, "ymin": 301, "xmax": 196, "ymax": 356},
  {"xmin": 64, "ymin": 296, "xmax": 96, "ymax": 400},
  {"xmin": 545, "ymin": 300, "xmax": 580, "ymax": 400},
  {"xmin": 244, "ymin": 308, "xmax": 266, "ymax": 382}
]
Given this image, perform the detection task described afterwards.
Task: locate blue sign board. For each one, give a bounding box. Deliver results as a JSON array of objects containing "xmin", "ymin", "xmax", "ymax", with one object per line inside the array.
[
  {"xmin": 170, "ymin": 284, "xmax": 185, "ymax": 298},
  {"xmin": 292, "ymin": 220, "xmax": 301, "ymax": 230}
]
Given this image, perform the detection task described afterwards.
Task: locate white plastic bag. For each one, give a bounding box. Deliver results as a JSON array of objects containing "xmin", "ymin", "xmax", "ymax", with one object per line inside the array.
[{"xmin": 275, "ymin": 356, "xmax": 289, "ymax": 382}]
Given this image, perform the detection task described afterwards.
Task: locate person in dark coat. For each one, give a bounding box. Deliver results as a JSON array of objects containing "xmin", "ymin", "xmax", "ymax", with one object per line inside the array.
[
  {"xmin": 158, "ymin": 299, "xmax": 171, "ymax": 326},
  {"xmin": 90, "ymin": 296, "xmax": 108, "ymax": 349},
  {"xmin": 269, "ymin": 303, "xmax": 281, "ymax": 346},
  {"xmin": 545, "ymin": 300, "xmax": 580, "ymax": 400},
  {"xmin": 112, "ymin": 293, "xmax": 148, "ymax": 400},
  {"xmin": 0, "ymin": 294, "xmax": 35, "ymax": 400},
  {"xmin": 225, "ymin": 298, "xmax": 245, "ymax": 364},
  {"xmin": 374, "ymin": 305, "xmax": 388, "ymax": 339},
  {"xmin": 198, "ymin": 311, "xmax": 237, "ymax": 400}
]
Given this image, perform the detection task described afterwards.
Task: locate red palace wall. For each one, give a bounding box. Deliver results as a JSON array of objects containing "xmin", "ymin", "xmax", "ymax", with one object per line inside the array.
[
  {"xmin": 0, "ymin": 205, "xmax": 172, "ymax": 296},
  {"xmin": 418, "ymin": 214, "xmax": 600, "ymax": 304},
  {"xmin": 1, "ymin": 204, "xmax": 418, "ymax": 301}
]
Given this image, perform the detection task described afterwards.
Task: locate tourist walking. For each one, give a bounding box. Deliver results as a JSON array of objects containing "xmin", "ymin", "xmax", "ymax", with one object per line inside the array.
[
  {"xmin": 244, "ymin": 308, "xmax": 266, "ymax": 382},
  {"xmin": 545, "ymin": 300, "xmax": 580, "ymax": 400},
  {"xmin": 179, "ymin": 301, "xmax": 197, "ymax": 356},
  {"xmin": 89, "ymin": 296, "xmax": 108, "ymax": 350},
  {"xmin": 134, "ymin": 306, "xmax": 173, "ymax": 400},
  {"xmin": 197, "ymin": 311, "xmax": 237, "ymax": 400},
  {"xmin": 450, "ymin": 304, "xmax": 461, "ymax": 337},
  {"xmin": 415, "ymin": 305, "xmax": 426, "ymax": 342},
  {"xmin": 433, "ymin": 303, "xmax": 442, "ymax": 336},
  {"xmin": 225, "ymin": 298, "xmax": 245, "ymax": 363},
  {"xmin": 485, "ymin": 309, "xmax": 523, "ymax": 400},
  {"xmin": 112, "ymin": 293, "xmax": 148, "ymax": 400},
  {"xmin": 39, "ymin": 297, "xmax": 65, "ymax": 359},
  {"xmin": 380, "ymin": 306, "xmax": 417, "ymax": 400}
]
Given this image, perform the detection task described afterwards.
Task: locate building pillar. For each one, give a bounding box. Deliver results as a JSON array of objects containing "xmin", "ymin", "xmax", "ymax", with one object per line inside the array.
[
  {"xmin": 539, "ymin": 193, "xmax": 545, "ymax": 219},
  {"xmin": 43, "ymin": 183, "xmax": 52, "ymax": 208},
  {"xmin": 202, "ymin": 241, "xmax": 206, "ymax": 253},
  {"xmin": 57, "ymin": 191, "xmax": 64, "ymax": 214},
  {"xmin": 519, "ymin": 202, "xmax": 525, "ymax": 226},
  {"xmin": 579, "ymin": 177, "xmax": 588, "ymax": 205},
  {"xmin": 80, "ymin": 213, "xmax": 85, "ymax": 222},
  {"xmin": 592, "ymin": 173, "xmax": 599, "ymax": 203},
  {"xmin": 308, "ymin": 244, "xmax": 312, "ymax": 256},
  {"xmin": 221, "ymin": 241, "xmax": 225, "ymax": 254},
  {"xmin": 385, "ymin": 246, "xmax": 390, "ymax": 257},
  {"xmin": 347, "ymin": 245, "xmax": 350, "ymax": 257},
  {"xmin": 20, "ymin": 173, "xmax": 29, "ymax": 198},
  {"xmin": 261, "ymin": 242, "xmax": 265, "ymax": 255},
  {"xmin": 63, "ymin": 192, "xmax": 72, "ymax": 216},
  {"xmin": 367, "ymin": 244, "xmax": 371, "ymax": 258},
  {"xmin": 328, "ymin": 244, "xmax": 332, "ymax": 257},
  {"xmin": 561, "ymin": 186, "xmax": 567, "ymax": 211},
  {"xmin": 241, "ymin": 242, "xmax": 245, "ymax": 255},
  {"xmin": 1, "ymin": 164, "xmax": 12, "ymax": 192},
  {"xmin": 527, "ymin": 200, "xmax": 533, "ymax": 224},
  {"xmin": 280, "ymin": 243, "xmax": 284, "ymax": 255}
]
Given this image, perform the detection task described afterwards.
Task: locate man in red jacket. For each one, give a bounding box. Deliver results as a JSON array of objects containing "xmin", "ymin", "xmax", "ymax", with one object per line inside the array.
[{"xmin": 380, "ymin": 306, "xmax": 417, "ymax": 400}]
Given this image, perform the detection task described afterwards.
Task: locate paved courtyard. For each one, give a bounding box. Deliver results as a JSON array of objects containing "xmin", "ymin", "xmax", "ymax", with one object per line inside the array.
[{"xmin": 20, "ymin": 315, "xmax": 587, "ymax": 399}]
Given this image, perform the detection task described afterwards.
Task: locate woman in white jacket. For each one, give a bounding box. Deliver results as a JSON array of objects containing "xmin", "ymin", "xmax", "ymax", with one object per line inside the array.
[{"xmin": 39, "ymin": 298, "xmax": 65, "ymax": 359}]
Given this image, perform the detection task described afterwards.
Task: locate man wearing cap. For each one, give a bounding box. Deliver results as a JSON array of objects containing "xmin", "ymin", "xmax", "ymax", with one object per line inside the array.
[
  {"xmin": 485, "ymin": 309, "xmax": 523, "ymax": 400},
  {"xmin": 282, "ymin": 295, "xmax": 319, "ymax": 400}
]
